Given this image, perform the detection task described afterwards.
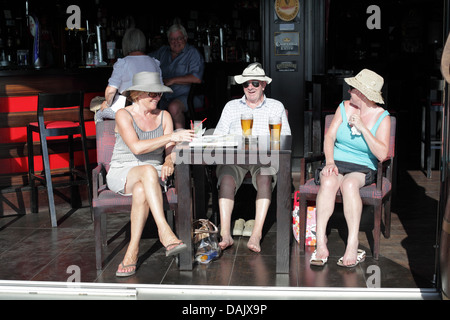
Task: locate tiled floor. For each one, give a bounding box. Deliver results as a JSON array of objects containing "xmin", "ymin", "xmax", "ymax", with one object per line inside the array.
[{"xmin": 0, "ymin": 169, "xmax": 440, "ymax": 296}]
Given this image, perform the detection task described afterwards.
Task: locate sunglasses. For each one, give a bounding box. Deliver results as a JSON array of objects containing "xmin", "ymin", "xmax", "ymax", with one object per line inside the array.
[
  {"xmin": 147, "ymin": 92, "xmax": 163, "ymax": 98},
  {"xmin": 242, "ymin": 81, "xmax": 261, "ymax": 88}
]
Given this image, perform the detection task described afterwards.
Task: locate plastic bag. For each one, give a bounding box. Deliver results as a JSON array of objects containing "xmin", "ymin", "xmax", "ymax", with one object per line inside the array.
[{"xmin": 193, "ymin": 219, "xmax": 221, "ymax": 264}]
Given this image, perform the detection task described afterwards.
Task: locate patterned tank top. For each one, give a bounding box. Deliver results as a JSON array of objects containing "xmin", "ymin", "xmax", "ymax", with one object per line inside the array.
[{"xmin": 109, "ymin": 108, "xmax": 164, "ymax": 166}]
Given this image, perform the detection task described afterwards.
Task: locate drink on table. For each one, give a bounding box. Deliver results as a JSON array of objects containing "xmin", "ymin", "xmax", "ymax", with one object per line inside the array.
[
  {"xmin": 241, "ymin": 113, "xmax": 253, "ymax": 138},
  {"xmin": 269, "ymin": 116, "xmax": 282, "ymax": 142}
]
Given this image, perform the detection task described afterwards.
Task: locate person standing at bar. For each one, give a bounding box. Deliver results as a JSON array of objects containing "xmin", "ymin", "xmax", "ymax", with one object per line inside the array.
[
  {"xmin": 214, "ymin": 63, "xmax": 291, "ymax": 253},
  {"xmin": 96, "ymin": 28, "xmax": 163, "ymax": 121},
  {"xmin": 150, "ymin": 24, "xmax": 205, "ymax": 129}
]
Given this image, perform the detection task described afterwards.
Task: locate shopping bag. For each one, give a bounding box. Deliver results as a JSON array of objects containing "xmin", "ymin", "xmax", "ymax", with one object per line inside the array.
[{"xmin": 193, "ymin": 219, "xmax": 221, "ymax": 264}]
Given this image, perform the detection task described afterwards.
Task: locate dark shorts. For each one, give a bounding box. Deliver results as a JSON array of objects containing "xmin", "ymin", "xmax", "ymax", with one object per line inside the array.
[{"xmin": 314, "ymin": 160, "xmax": 377, "ymax": 186}]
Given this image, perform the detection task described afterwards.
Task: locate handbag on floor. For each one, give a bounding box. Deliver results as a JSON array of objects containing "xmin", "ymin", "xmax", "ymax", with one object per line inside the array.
[{"xmin": 193, "ymin": 219, "xmax": 221, "ymax": 264}]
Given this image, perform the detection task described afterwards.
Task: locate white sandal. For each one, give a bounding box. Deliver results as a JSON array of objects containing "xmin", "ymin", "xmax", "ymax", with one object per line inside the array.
[
  {"xmin": 242, "ymin": 219, "xmax": 255, "ymax": 237},
  {"xmin": 310, "ymin": 250, "xmax": 328, "ymax": 266},
  {"xmin": 232, "ymin": 218, "xmax": 245, "ymax": 236},
  {"xmin": 337, "ymin": 249, "xmax": 366, "ymax": 268}
]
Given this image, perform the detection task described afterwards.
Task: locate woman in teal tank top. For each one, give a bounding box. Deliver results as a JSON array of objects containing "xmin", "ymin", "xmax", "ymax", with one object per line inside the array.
[{"xmin": 310, "ymin": 69, "xmax": 391, "ymax": 268}]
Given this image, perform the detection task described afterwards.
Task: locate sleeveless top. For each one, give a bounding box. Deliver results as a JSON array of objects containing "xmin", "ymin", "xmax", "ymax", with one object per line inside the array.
[
  {"xmin": 334, "ymin": 101, "xmax": 390, "ymax": 171},
  {"xmin": 109, "ymin": 108, "xmax": 164, "ymax": 166}
]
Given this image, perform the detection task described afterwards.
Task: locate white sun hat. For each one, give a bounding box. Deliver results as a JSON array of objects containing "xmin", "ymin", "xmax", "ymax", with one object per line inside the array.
[
  {"xmin": 234, "ymin": 63, "xmax": 272, "ymax": 84},
  {"xmin": 124, "ymin": 71, "xmax": 173, "ymax": 94}
]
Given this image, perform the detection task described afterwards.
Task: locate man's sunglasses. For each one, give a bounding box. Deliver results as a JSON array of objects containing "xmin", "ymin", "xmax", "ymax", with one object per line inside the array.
[
  {"xmin": 148, "ymin": 92, "xmax": 163, "ymax": 98},
  {"xmin": 242, "ymin": 81, "xmax": 260, "ymax": 88}
]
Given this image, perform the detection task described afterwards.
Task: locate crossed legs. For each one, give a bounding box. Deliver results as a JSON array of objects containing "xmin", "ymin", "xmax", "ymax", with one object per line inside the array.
[
  {"xmin": 315, "ymin": 172, "xmax": 365, "ymax": 266},
  {"xmin": 117, "ymin": 165, "xmax": 181, "ymax": 275},
  {"xmin": 218, "ymin": 172, "xmax": 272, "ymax": 253}
]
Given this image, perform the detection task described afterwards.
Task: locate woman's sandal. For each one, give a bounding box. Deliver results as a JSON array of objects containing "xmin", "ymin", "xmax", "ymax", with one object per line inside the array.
[
  {"xmin": 116, "ymin": 262, "xmax": 137, "ymax": 277},
  {"xmin": 165, "ymin": 242, "xmax": 187, "ymax": 257},
  {"xmin": 337, "ymin": 249, "xmax": 366, "ymax": 268},
  {"xmin": 310, "ymin": 250, "xmax": 328, "ymax": 267}
]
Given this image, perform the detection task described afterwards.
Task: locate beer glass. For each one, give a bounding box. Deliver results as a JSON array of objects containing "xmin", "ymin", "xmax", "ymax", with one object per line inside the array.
[
  {"xmin": 241, "ymin": 113, "xmax": 253, "ymax": 138},
  {"xmin": 269, "ymin": 115, "xmax": 282, "ymax": 142}
]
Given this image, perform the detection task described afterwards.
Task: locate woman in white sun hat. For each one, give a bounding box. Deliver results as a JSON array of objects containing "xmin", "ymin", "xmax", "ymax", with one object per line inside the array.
[
  {"xmin": 310, "ymin": 69, "xmax": 391, "ymax": 268},
  {"xmin": 107, "ymin": 71, "xmax": 195, "ymax": 277}
]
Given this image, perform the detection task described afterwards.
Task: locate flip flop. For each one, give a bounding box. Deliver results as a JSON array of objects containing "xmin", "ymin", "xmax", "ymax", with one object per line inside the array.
[
  {"xmin": 165, "ymin": 242, "xmax": 187, "ymax": 257},
  {"xmin": 242, "ymin": 219, "xmax": 255, "ymax": 237},
  {"xmin": 310, "ymin": 250, "xmax": 328, "ymax": 266},
  {"xmin": 232, "ymin": 218, "xmax": 245, "ymax": 236},
  {"xmin": 116, "ymin": 262, "xmax": 137, "ymax": 277},
  {"xmin": 337, "ymin": 249, "xmax": 366, "ymax": 268}
]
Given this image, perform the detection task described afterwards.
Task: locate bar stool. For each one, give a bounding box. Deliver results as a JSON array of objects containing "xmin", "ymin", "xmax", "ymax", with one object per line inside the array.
[
  {"xmin": 27, "ymin": 91, "xmax": 92, "ymax": 227},
  {"xmin": 421, "ymin": 79, "xmax": 444, "ymax": 178}
]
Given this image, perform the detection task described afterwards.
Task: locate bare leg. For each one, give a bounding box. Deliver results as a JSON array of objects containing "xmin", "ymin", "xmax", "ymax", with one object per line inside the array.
[
  {"xmin": 118, "ymin": 165, "xmax": 181, "ymax": 274},
  {"xmin": 315, "ymin": 172, "xmax": 343, "ymax": 260},
  {"xmin": 218, "ymin": 175, "xmax": 236, "ymax": 250},
  {"xmin": 340, "ymin": 173, "xmax": 365, "ymax": 266},
  {"xmin": 247, "ymin": 174, "xmax": 272, "ymax": 252}
]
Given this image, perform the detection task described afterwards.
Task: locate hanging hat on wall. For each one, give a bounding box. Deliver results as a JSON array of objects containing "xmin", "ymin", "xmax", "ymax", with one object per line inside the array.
[{"xmin": 344, "ymin": 69, "xmax": 384, "ymax": 104}]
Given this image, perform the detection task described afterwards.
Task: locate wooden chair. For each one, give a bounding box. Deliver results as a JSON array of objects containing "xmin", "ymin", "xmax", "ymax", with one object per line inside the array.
[
  {"xmin": 92, "ymin": 120, "xmax": 177, "ymax": 270},
  {"xmin": 27, "ymin": 91, "xmax": 92, "ymax": 227},
  {"xmin": 298, "ymin": 114, "xmax": 396, "ymax": 259}
]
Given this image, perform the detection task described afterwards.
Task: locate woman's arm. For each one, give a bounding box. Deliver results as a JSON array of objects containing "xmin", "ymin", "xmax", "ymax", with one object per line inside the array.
[
  {"xmin": 351, "ymin": 114, "xmax": 391, "ymax": 162},
  {"xmin": 115, "ymin": 109, "xmax": 194, "ymax": 156},
  {"xmin": 321, "ymin": 107, "xmax": 342, "ymax": 176}
]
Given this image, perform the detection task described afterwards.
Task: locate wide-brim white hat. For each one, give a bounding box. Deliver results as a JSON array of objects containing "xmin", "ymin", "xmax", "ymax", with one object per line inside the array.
[
  {"xmin": 234, "ymin": 63, "xmax": 272, "ymax": 84},
  {"xmin": 124, "ymin": 71, "xmax": 173, "ymax": 94},
  {"xmin": 344, "ymin": 69, "xmax": 384, "ymax": 104}
]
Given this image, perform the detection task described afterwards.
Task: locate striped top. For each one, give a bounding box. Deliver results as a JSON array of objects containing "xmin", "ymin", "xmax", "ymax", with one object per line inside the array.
[{"xmin": 109, "ymin": 108, "xmax": 164, "ymax": 166}]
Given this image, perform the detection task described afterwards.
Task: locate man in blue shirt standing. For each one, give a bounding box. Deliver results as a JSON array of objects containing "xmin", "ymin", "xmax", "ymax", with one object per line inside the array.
[{"xmin": 151, "ymin": 24, "xmax": 205, "ymax": 129}]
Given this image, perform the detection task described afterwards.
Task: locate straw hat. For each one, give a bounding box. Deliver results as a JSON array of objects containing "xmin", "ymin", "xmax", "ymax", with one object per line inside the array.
[
  {"xmin": 344, "ymin": 69, "xmax": 384, "ymax": 104},
  {"xmin": 124, "ymin": 72, "xmax": 173, "ymax": 94},
  {"xmin": 441, "ymin": 34, "xmax": 450, "ymax": 83},
  {"xmin": 234, "ymin": 63, "xmax": 272, "ymax": 84}
]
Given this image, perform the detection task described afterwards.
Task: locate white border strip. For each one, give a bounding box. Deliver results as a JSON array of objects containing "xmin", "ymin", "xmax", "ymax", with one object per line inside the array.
[{"xmin": 0, "ymin": 281, "xmax": 441, "ymax": 300}]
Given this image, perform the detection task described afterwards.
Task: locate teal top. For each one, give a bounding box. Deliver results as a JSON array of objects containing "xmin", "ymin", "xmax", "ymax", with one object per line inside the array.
[{"xmin": 334, "ymin": 101, "xmax": 389, "ymax": 170}]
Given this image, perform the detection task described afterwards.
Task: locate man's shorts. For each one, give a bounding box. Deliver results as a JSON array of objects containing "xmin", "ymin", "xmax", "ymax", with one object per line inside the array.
[{"xmin": 216, "ymin": 164, "xmax": 278, "ymax": 193}]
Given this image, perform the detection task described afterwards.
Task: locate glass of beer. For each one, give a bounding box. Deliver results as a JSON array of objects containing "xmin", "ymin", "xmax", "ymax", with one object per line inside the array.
[
  {"xmin": 241, "ymin": 113, "xmax": 253, "ymax": 139},
  {"xmin": 269, "ymin": 115, "xmax": 282, "ymax": 142}
]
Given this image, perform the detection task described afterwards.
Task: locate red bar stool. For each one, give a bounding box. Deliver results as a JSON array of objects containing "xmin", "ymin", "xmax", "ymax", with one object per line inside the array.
[{"xmin": 27, "ymin": 91, "xmax": 92, "ymax": 227}]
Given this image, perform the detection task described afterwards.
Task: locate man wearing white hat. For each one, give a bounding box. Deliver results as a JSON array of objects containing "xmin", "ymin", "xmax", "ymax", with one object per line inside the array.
[{"xmin": 214, "ymin": 63, "xmax": 291, "ymax": 253}]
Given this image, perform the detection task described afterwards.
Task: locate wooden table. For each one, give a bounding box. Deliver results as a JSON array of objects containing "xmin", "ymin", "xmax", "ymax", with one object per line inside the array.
[{"xmin": 174, "ymin": 135, "xmax": 292, "ymax": 273}]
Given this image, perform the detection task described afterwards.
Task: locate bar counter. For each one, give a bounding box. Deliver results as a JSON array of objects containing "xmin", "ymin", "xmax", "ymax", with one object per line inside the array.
[{"xmin": 0, "ymin": 67, "xmax": 111, "ymax": 214}]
